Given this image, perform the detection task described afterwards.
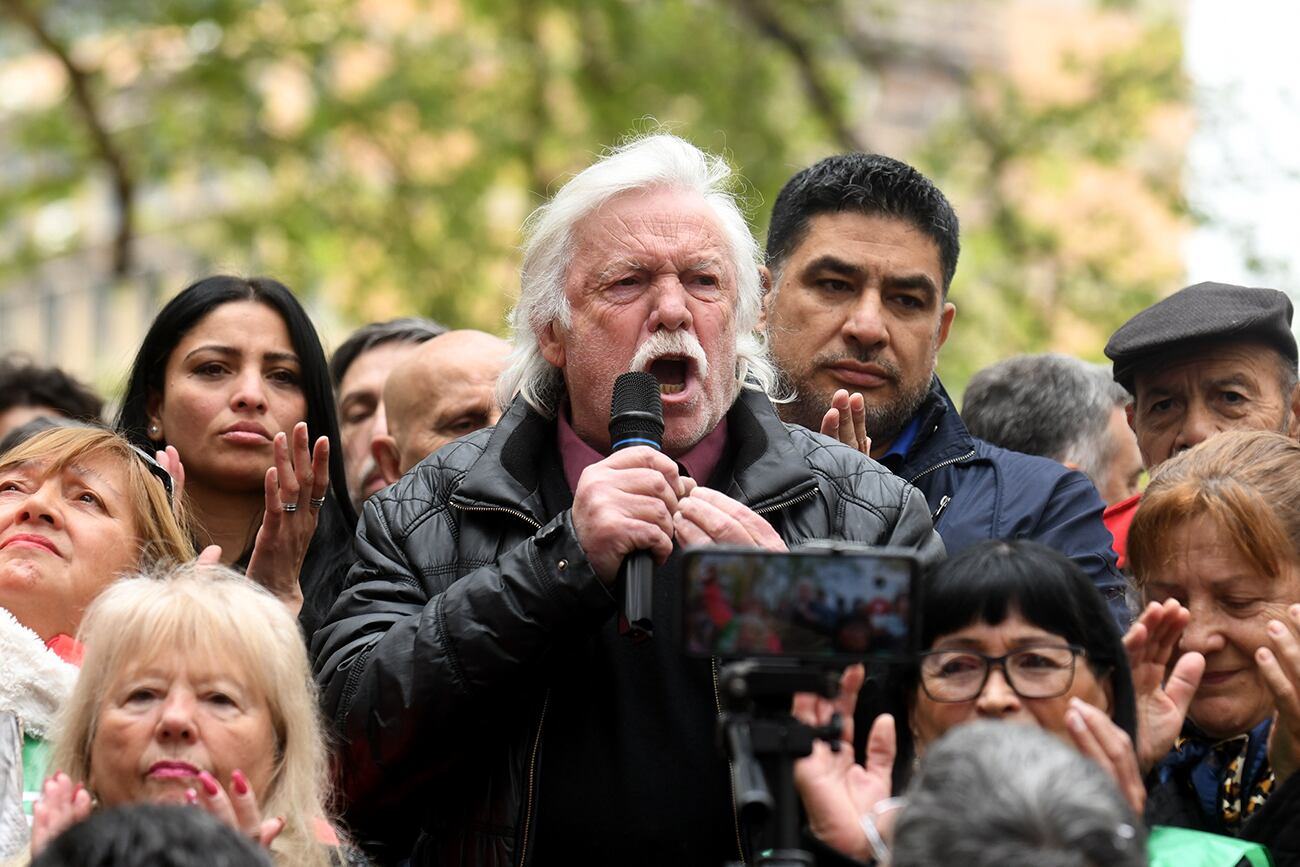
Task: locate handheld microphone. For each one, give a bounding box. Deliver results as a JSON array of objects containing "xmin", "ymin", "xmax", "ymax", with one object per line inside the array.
[{"xmin": 609, "ymin": 371, "xmax": 665, "ymax": 640}]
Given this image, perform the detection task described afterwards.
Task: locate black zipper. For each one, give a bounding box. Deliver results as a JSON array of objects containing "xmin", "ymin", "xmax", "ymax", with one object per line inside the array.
[
  {"xmin": 516, "ymin": 691, "xmax": 550, "ymax": 867},
  {"xmin": 907, "ymin": 449, "xmax": 976, "ymax": 486}
]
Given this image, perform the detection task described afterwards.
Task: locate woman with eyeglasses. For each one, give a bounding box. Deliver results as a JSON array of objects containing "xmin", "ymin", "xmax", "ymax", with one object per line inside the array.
[
  {"xmin": 794, "ymin": 539, "xmax": 1147, "ymax": 865},
  {"xmin": 115, "ymin": 276, "xmax": 357, "ymax": 635},
  {"xmin": 0, "ymin": 426, "xmax": 194, "ymax": 851}
]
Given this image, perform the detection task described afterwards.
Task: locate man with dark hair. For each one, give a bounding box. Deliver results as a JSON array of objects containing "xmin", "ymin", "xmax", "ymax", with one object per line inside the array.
[
  {"xmin": 0, "ymin": 356, "xmax": 103, "ymax": 441},
  {"xmin": 30, "ymin": 803, "xmax": 273, "ymax": 867},
  {"xmin": 763, "ymin": 153, "xmax": 1127, "ymax": 621},
  {"xmin": 962, "ymin": 354, "xmax": 1142, "ymax": 506},
  {"xmin": 329, "ymin": 317, "xmax": 447, "ymax": 510}
]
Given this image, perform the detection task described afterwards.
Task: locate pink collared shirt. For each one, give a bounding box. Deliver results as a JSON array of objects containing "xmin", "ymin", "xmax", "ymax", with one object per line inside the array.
[{"xmin": 557, "ymin": 411, "xmax": 729, "ymax": 492}]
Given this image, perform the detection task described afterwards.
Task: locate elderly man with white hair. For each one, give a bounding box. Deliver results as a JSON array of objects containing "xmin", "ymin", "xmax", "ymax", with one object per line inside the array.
[{"xmin": 312, "ymin": 135, "xmax": 944, "ymax": 867}]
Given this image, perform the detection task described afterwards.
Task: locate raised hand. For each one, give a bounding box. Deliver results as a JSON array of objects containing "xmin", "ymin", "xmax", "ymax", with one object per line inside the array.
[
  {"xmin": 30, "ymin": 772, "xmax": 93, "ymax": 856},
  {"xmin": 1258, "ymin": 604, "xmax": 1300, "ymax": 784},
  {"xmin": 1124, "ymin": 598, "xmax": 1205, "ymax": 771},
  {"xmin": 673, "ymin": 486, "xmax": 788, "ymax": 553},
  {"xmin": 819, "ymin": 389, "xmax": 871, "ymax": 456},
  {"xmin": 1066, "ymin": 697, "xmax": 1148, "ymax": 815},
  {"xmin": 793, "ymin": 665, "xmax": 898, "ymax": 863},
  {"xmin": 154, "ymin": 445, "xmax": 186, "ymax": 505},
  {"xmin": 246, "ymin": 422, "xmax": 330, "ymax": 613},
  {"xmin": 571, "ymin": 447, "xmax": 685, "ymax": 584},
  {"xmin": 186, "ymin": 768, "xmax": 285, "ymax": 849}
]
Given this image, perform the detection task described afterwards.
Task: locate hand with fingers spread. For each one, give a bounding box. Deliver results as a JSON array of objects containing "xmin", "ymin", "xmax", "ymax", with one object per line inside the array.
[
  {"xmin": 31, "ymin": 772, "xmax": 94, "ymax": 857},
  {"xmin": 793, "ymin": 664, "xmax": 897, "ymax": 862},
  {"xmin": 571, "ymin": 447, "xmax": 686, "ymax": 584},
  {"xmin": 819, "ymin": 389, "xmax": 872, "ymax": 456},
  {"xmin": 1066, "ymin": 697, "xmax": 1148, "ymax": 814},
  {"xmin": 246, "ymin": 422, "xmax": 330, "ymax": 612},
  {"xmin": 1124, "ymin": 599, "xmax": 1205, "ymax": 772},
  {"xmin": 185, "ymin": 769, "xmax": 286, "ymax": 849},
  {"xmin": 673, "ymin": 486, "xmax": 788, "ymax": 553},
  {"xmin": 1258, "ymin": 603, "xmax": 1300, "ymax": 784}
]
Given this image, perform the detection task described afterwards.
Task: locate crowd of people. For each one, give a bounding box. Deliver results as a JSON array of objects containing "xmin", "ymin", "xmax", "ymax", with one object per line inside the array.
[{"xmin": 1, "ymin": 133, "xmax": 1298, "ymax": 867}]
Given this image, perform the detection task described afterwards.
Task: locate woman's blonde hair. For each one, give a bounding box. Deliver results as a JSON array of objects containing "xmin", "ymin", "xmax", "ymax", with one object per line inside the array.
[
  {"xmin": 1129, "ymin": 430, "xmax": 1300, "ymax": 588},
  {"xmin": 0, "ymin": 426, "xmax": 194, "ymax": 567},
  {"xmin": 50, "ymin": 564, "xmax": 337, "ymax": 867}
]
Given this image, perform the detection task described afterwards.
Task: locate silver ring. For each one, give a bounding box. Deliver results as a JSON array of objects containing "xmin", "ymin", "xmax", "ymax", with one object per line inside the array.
[
  {"xmin": 309, "ymin": 496, "xmax": 326, "ymax": 510},
  {"xmin": 281, "ymin": 502, "xmax": 299, "ymax": 514}
]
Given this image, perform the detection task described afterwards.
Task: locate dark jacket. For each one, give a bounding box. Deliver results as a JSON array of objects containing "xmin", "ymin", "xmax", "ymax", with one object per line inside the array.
[
  {"xmin": 312, "ymin": 389, "xmax": 944, "ymax": 866},
  {"xmin": 890, "ymin": 379, "xmax": 1129, "ymax": 624},
  {"xmin": 1147, "ymin": 767, "xmax": 1300, "ymax": 866}
]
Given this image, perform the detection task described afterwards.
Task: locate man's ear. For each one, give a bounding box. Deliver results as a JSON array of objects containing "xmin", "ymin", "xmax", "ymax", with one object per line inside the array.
[
  {"xmin": 371, "ymin": 435, "xmax": 402, "ymax": 487},
  {"xmin": 755, "ymin": 266, "xmax": 771, "ymax": 334},
  {"xmin": 538, "ymin": 321, "xmax": 566, "ymax": 369},
  {"xmin": 1126, "ymin": 401, "xmax": 1137, "ymax": 435},
  {"xmin": 1288, "ymin": 378, "xmax": 1300, "ymax": 441},
  {"xmin": 935, "ymin": 300, "xmax": 957, "ymax": 350}
]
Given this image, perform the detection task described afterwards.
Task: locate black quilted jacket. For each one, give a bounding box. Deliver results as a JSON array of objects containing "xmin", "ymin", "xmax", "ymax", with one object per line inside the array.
[{"xmin": 312, "ymin": 388, "xmax": 944, "ymax": 866}]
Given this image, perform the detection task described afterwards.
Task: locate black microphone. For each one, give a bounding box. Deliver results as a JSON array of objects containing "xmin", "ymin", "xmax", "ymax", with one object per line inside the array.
[{"xmin": 609, "ymin": 371, "xmax": 665, "ymax": 640}]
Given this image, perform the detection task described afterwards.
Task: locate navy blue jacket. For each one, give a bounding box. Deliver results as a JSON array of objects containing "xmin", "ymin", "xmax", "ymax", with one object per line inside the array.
[{"xmin": 886, "ymin": 379, "xmax": 1130, "ymax": 625}]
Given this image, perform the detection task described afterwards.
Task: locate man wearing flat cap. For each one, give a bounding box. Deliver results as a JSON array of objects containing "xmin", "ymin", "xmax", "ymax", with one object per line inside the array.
[
  {"xmin": 1102, "ymin": 281, "xmax": 1299, "ymax": 565},
  {"xmin": 1106, "ymin": 281, "xmax": 1299, "ymax": 470}
]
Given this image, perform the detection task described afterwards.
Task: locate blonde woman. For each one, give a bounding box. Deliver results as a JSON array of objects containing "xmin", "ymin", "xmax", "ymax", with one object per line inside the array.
[
  {"xmin": 32, "ymin": 564, "xmax": 348, "ymax": 867},
  {"xmin": 0, "ymin": 426, "xmax": 193, "ymax": 851}
]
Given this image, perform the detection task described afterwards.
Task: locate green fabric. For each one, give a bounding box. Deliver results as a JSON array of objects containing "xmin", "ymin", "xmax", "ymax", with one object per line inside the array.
[
  {"xmin": 1149, "ymin": 825, "xmax": 1274, "ymax": 867},
  {"xmin": 21, "ymin": 733, "xmax": 50, "ymax": 818}
]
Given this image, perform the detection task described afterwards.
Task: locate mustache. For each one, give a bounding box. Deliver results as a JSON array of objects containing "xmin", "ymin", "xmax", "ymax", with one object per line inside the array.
[{"xmin": 629, "ymin": 330, "xmax": 709, "ymax": 379}]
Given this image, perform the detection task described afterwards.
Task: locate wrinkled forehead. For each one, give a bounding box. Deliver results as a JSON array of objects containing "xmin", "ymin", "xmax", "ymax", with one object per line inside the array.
[
  {"xmin": 1132, "ymin": 338, "xmax": 1288, "ymax": 397},
  {"xmin": 566, "ymin": 190, "xmax": 736, "ymax": 282}
]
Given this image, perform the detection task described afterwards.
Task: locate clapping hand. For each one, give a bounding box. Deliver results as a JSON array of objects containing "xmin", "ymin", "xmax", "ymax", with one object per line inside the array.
[
  {"xmin": 819, "ymin": 389, "xmax": 872, "ymax": 456},
  {"xmin": 246, "ymin": 422, "xmax": 330, "ymax": 615},
  {"xmin": 186, "ymin": 769, "xmax": 285, "ymax": 849},
  {"xmin": 1124, "ymin": 598, "xmax": 1205, "ymax": 772},
  {"xmin": 1258, "ymin": 604, "xmax": 1300, "ymax": 783},
  {"xmin": 30, "ymin": 772, "xmax": 93, "ymax": 857},
  {"xmin": 792, "ymin": 664, "xmax": 898, "ymax": 863}
]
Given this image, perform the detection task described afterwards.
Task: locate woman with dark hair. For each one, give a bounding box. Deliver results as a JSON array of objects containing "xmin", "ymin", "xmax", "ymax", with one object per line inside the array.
[
  {"xmin": 795, "ymin": 539, "xmax": 1147, "ymax": 864},
  {"xmin": 115, "ymin": 276, "xmax": 357, "ymax": 634}
]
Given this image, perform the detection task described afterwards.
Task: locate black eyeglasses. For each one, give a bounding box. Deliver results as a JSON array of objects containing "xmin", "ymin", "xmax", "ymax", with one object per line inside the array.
[
  {"xmin": 918, "ymin": 644, "xmax": 1085, "ymax": 703},
  {"xmin": 130, "ymin": 446, "xmax": 174, "ymax": 504}
]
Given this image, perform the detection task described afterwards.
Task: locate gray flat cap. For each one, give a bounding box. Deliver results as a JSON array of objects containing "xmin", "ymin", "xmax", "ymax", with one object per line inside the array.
[{"xmin": 1105, "ymin": 281, "xmax": 1297, "ymax": 391}]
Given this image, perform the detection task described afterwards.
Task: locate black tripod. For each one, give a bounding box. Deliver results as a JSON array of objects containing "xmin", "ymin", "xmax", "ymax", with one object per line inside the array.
[{"xmin": 718, "ymin": 659, "xmax": 844, "ymax": 867}]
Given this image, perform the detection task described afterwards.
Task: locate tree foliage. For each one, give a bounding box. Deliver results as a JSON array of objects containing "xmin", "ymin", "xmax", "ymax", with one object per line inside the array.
[{"xmin": 0, "ymin": 0, "xmax": 1187, "ymax": 385}]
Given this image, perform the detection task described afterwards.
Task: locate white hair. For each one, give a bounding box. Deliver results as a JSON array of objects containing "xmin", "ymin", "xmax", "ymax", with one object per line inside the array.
[{"xmin": 496, "ymin": 133, "xmax": 778, "ymax": 416}]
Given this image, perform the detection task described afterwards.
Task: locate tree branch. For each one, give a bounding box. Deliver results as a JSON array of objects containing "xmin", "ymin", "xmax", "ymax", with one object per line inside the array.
[
  {"xmin": 2, "ymin": 0, "xmax": 135, "ymax": 276},
  {"xmin": 728, "ymin": 0, "xmax": 867, "ymax": 152}
]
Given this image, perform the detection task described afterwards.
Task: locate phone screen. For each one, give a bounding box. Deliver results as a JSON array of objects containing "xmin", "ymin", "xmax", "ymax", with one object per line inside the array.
[{"xmin": 682, "ymin": 546, "xmax": 918, "ymax": 661}]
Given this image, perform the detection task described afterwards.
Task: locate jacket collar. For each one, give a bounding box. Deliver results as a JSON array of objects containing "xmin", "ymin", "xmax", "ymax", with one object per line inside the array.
[
  {"xmin": 891, "ymin": 376, "xmax": 978, "ymax": 481},
  {"xmin": 453, "ymin": 388, "xmax": 816, "ymax": 522}
]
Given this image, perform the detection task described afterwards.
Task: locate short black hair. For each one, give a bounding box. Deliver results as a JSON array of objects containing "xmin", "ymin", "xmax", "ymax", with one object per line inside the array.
[
  {"xmin": 866, "ymin": 540, "xmax": 1135, "ymax": 788},
  {"xmin": 765, "ymin": 153, "xmax": 960, "ymax": 292},
  {"xmin": 329, "ymin": 317, "xmax": 448, "ymax": 388},
  {"xmin": 31, "ymin": 803, "xmax": 273, "ymax": 867},
  {"xmin": 0, "ymin": 355, "xmax": 103, "ymax": 421}
]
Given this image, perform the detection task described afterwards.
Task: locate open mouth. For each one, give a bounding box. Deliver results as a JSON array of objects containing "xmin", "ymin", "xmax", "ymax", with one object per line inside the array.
[{"xmin": 648, "ymin": 357, "xmax": 689, "ymax": 395}]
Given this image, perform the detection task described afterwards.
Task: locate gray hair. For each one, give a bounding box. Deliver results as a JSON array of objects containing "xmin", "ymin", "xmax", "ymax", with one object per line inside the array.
[
  {"xmin": 892, "ymin": 722, "xmax": 1145, "ymax": 867},
  {"xmin": 497, "ymin": 134, "xmax": 777, "ymax": 416},
  {"xmin": 329, "ymin": 316, "xmax": 447, "ymax": 388},
  {"xmin": 962, "ymin": 354, "xmax": 1130, "ymax": 491}
]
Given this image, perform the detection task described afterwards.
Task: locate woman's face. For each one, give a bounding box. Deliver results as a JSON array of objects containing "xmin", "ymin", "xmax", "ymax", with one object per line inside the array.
[
  {"xmin": 0, "ymin": 452, "xmax": 139, "ymax": 640},
  {"xmin": 911, "ymin": 611, "xmax": 1113, "ymax": 751},
  {"xmin": 88, "ymin": 644, "xmax": 277, "ymax": 807},
  {"xmin": 150, "ymin": 301, "xmax": 308, "ymax": 494},
  {"xmin": 1142, "ymin": 515, "xmax": 1300, "ymax": 739}
]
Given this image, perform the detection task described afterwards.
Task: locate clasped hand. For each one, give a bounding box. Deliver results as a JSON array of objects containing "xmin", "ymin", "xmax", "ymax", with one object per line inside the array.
[{"xmin": 571, "ymin": 446, "xmax": 787, "ymax": 584}]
